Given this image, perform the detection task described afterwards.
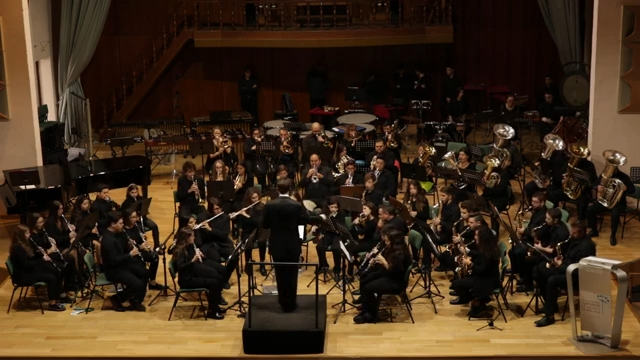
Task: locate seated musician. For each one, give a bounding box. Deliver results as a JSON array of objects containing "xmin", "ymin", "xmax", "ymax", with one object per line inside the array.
[
  {"xmin": 537, "ymin": 92, "xmax": 559, "ymax": 141},
  {"xmin": 404, "ymin": 180, "xmax": 431, "ymax": 264},
  {"xmin": 71, "ymin": 196, "xmax": 100, "ymax": 262},
  {"xmin": 524, "ymin": 149, "xmax": 565, "ymax": 203},
  {"xmin": 236, "ymin": 188, "xmax": 267, "ymax": 276},
  {"xmin": 547, "ymin": 153, "xmax": 597, "ymax": 222},
  {"xmin": 244, "ymin": 128, "xmax": 267, "ymax": 186},
  {"xmin": 199, "ymin": 197, "xmax": 235, "ymax": 260},
  {"xmin": 509, "ymin": 192, "xmax": 547, "ymax": 288},
  {"xmin": 332, "ymin": 144, "xmax": 351, "ymax": 177},
  {"xmin": 481, "ymin": 167, "xmax": 511, "ymax": 234},
  {"xmin": 299, "ymin": 153, "xmax": 334, "ymax": 210},
  {"xmin": 436, "ymin": 201, "xmax": 481, "ymax": 272},
  {"xmin": 382, "ymin": 121, "xmax": 402, "ymax": 161},
  {"xmin": 121, "ymin": 183, "xmax": 160, "ymax": 252},
  {"xmin": 586, "ymin": 166, "xmax": 635, "ymax": 246},
  {"xmin": 91, "ymin": 184, "xmax": 118, "ymax": 232},
  {"xmin": 45, "ymin": 201, "xmax": 84, "ymax": 291},
  {"xmin": 342, "ymin": 124, "xmax": 360, "ymax": 157},
  {"xmin": 205, "ymin": 127, "xmax": 238, "ymax": 174},
  {"xmin": 372, "ymin": 157, "xmax": 397, "ymax": 200},
  {"xmin": 351, "ymin": 202, "xmax": 378, "ymax": 255},
  {"xmin": 9, "ymin": 224, "xmax": 68, "ymax": 311},
  {"xmin": 500, "ymin": 94, "xmax": 523, "ymax": 126},
  {"xmin": 449, "ymin": 226, "xmax": 501, "ymax": 318},
  {"xmin": 452, "ymin": 147, "xmax": 477, "ymax": 201},
  {"xmin": 314, "ymin": 197, "xmax": 347, "ymax": 276},
  {"xmin": 365, "ymin": 139, "xmax": 397, "ymax": 178},
  {"xmin": 362, "ymin": 173, "xmax": 384, "ymax": 207},
  {"xmin": 172, "ymin": 226, "xmax": 226, "ymax": 320},
  {"xmin": 177, "ymin": 161, "xmax": 206, "ymax": 228},
  {"xmin": 517, "ymin": 207, "xmax": 569, "ymax": 293},
  {"xmin": 336, "ymin": 160, "xmax": 363, "ymax": 187},
  {"xmin": 301, "ymin": 122, "xmax": 326, "ymax": 158},
  {"xmin": 276, "ymin": 127, "xmax": 296, "ymax": 176},
  {"xmin": 101, "ymin": 212, "xmax": 149, "ymax": 312},
  {"xmin": 232, "ymin": 161, "xmax": 254, "ymax": 211},
  {"xmin": 122, "ymin": 208, "xmax": 162, "ymax": 290},
  {"xmin": 210, "ymin": 159, "xmax": 233, "ymax": 213},
  {"xmin": 431, "ymin": 186, "xmax": 460, "ymax": 247},
  {"xmin": 353, "ymin": 228, "xmax": 412, "ymax": 324},
  {"xmin": 534, "ymin": 221, "xmax": 596, "ymax": 327},
  {"xmin": 375, "ymin": 205, "xmax": 409, "ymax": 240}
]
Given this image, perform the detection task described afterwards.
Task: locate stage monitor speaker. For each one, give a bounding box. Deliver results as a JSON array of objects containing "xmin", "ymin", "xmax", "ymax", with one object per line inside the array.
[{"xmin": 242, "ymin": 294, "xmax": 327, "ymax": 354}]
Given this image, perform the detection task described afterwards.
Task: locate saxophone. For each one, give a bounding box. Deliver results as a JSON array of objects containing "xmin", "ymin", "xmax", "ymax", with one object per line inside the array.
[
  {"xmin": 546, "ymin": 235, "xmax": 571, "ymax": 268},
  {"xmin": 370, "ymin": 155, "xmax": 377, "ymax": 170},
  {"xmin": 333, "ymin": 155, "xmax": 354, "ymax": 178},
  {"xmin": 455, "ymin": 241, "xmax": 472, "ymax": 277},
  {"xmin": 527, "ymin": 223, "xmax": 546, "ymax": 257}
]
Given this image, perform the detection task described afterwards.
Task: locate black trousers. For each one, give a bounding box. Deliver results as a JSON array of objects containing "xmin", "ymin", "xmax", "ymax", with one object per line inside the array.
[
  {"xmin": 548, "ymin": 190, "xmax": 589, "ymax": 221},
  {"xmin": 451, "ymin": 276, "xmax": 475, "ymax": 301},
  {"xmin": 179, "ymin": 274, "xmax": 222, "ymax": 311},
  {"xmin": 14, "ymin": 265, "xmax": 62, "ymax": 301},
  {"xmin": 142, "ymin": 217, "xmax": 160, "ymax": 248},
  {"xmin": 508, "ymin": 243, "xmax": 528, "ymax": 277},
  {"xmin": 273, "ymin": 254, "xmax": 300, "ymax": 311},
  {"xmin": 360, "ymin": 276, "xmax": 403, "ymax": 314},
  {"xmin": 142, "ymin": 250, "xmax": 160, "ymax": 282},
  {"xmin": 106, "ymin": 263, "xmax": 149, "ymax": 304},
  {"xmin": 316, "ymin": 234, "xmax": 341, "ymax": 271},
  {"xmin": 587, "ymin": 200, "xmax": 625, "ymax": 237},
  {"xmin": 534, "ymin": 263, "xmax": 570, "ymax": 317}
]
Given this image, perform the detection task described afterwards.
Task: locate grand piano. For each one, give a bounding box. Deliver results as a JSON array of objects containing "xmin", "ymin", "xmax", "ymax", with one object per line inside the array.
[{"xmin": 1, "ymin": 155, "xmax": 151, "ymax": 215}]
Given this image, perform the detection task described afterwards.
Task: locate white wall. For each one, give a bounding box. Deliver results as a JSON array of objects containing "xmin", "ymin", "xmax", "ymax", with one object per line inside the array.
[{"xmin": 29, "ymin": 0, "xmax": 57, "ymax": 120}]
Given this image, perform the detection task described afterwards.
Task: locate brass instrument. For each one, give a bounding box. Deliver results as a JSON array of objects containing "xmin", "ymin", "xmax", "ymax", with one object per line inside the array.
[
  {"xmin": 280, "ymin": 136, "xmax": 294, "ymax": 155},
  {"xmin": 430, "ymin": 201, "xmax": 441, "ymax": 234},
  {"xmin": 418, "ymin": 145, "xmax": 436, "ymax": 173},
  {"xmin": 370, "ymin": 155, "xmax": 377, "ymax": 170},
  {"xmin": 533, "ymin": 134, "xmax": 565, "ymax": 188},
  {"xmin": 319, "ymin": 125, "xmax": 332, "ymax": 147},
  {"xmin": 482, "ymin": 123, "xmax": 515, "ymax": 188},
  {"xmin": 597, "ymin": 150, "xmax": 627, "ymax": 209},
  {"xmin": 29, "ymin": 236, "xmax": 61, "ymax": 272},
  {"xmin": 192, "ymin": 175, "xmax": 205, "ymax": 206},
  {"xmin": 386, "ymin": 119, "xmax": 399, "ymax": 149},
  {"xmin": 310, "ymin": 165, "xmax": 319, "ymax": 183},
  {"xmin": 333, "ymin": 155, "xmax": 354, "ymax": 178},
  {"xmin": 442, "ymin": 151, "xmax": 467, "ymax": 189},
  {"xmin": 455, "ymin": 240, "xmax": 472, "ymax": 277},
  {"xmin": 546, "ymin": 235, "xmax": 571, "ymax": 268},
  {"xmin": 219, "ymin": 137, "xmax": 233, "ymax": 149},
  {"xmin": 563, "ymin": 144, "xmax": 591, "ymax": 200}
]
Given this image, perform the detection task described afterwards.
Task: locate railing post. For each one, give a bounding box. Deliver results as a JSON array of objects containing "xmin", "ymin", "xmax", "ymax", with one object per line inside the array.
[
  {"xmin": 399, "ymin": 0, "xmax": 402, "ymax": 26},
  {"xmin": 112, "ymin": 93, "xmax": 116, "ymax": 113},
  {"xmin": 184, "ymin": 7, "xmax": 188, "ymax": 30},
  {"xmin": 194, "ymin": 3, "xmax": 199, "ymax": 29},
  {"xmin": 153, "ymin": 43, "xmax": 157, "ymax": 64},
  {"xmin": 220, "ymin": 2, "xmax": 223, "ymax": 29},
  {"xmin": 232, "ymin": 2, "xmax": 236, "ymax": 30},
  {"xmin": 163, "ymin": 26, "xmax": 168, "ymax": 52},
  {"xmin": 133, "ymin": 68, "xmax": 137, "ymax": 88},
  {"xmin": 173, "ymin": 13, "xmax": 177, "ymax": 38},
  {"xmin": 142, "ymin": 50, "xmax": 147, "ymax": 76},
  {"xmin": 122, "ymin": 77, "xmax": 127, "ymax": 102}
]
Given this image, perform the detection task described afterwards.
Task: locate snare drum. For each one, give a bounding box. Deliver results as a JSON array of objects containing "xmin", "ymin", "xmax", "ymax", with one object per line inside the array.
[
  {"xmin": 263, "ymin": 120, "xmax": 286, "ymax": 129},
  {"xmin": 337, "ymin": 113, "xmax": 376, "ymax": 125},
  {"xmin": 524, "ymin": 111, "xmax": 540, "ymax": 123}
]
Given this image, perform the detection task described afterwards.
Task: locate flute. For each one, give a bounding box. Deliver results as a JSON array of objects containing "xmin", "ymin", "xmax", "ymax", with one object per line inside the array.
[
  {"xmin": 194, "ymin": 211, "xmax": 225, "ymax": 230},
  {"xmin": 229, "ymin": 200, "xmax": 261, "ymax": 219}
]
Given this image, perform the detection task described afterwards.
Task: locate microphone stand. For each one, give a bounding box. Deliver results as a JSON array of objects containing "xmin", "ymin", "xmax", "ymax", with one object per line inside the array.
[{"xmin": 148, "ymin": 233, "xmax": 178, "ymax": 306}]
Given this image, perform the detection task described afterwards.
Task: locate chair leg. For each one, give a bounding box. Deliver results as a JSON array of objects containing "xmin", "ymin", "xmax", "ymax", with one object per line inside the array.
[
  {"xmin": 18, "ymin": 286, "xmax": 25, "ymax": 302},
  {"xmin": 494, "ymin": 293, "xmax": 507, "ymax": 323},
  {"xmin": 34, "ymin": 285, "xmax": 45, "ymax": 315},
  {"xmin": 198, "ymin": 291, "xmax": 208, "ymax": 321},
  {"xmin": 7, "ymin": 287, "xmax": 18, "ymax": 314},
  {"xmin": 86, "ymin": 285, "xmax": 96, "ymax": 314},
  {"xmin": 168, "ymin": 293, "xmax": 181, "ymax": 321},
  {"xmin": 561, "ymin": 296, "xmax": 569, "ymax": 321}
]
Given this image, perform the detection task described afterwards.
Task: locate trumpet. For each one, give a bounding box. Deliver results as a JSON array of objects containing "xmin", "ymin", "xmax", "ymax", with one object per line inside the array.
[
  {"xmin": 280, "ymin": 137, "xmax": 294, "ymax": 155},
  {"xmin": 310, "ymin": 165, "xmax": 319, "ymax": 183},
  {"xmin": 219, "ymin": 137, "xmax": 233, "ymax": 149},
  {"xmin": 29, "ymin": 236, "xmax": 61, "ymax": 272},
  {"xmin": 191, "ymin": 175, "xmax": 205, "ymax": 206}
]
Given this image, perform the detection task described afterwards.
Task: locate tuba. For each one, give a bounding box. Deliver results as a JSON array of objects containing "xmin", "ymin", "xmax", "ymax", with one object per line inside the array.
[
  {"xmin": 280, "ymin": 136, "xmax": 294, "ymax": 155},
  {"xmin": 597, "ymin": 150, "xmax": 627, "ymax": 209},
  {"xmin": 562, "ymin": 144, "xmax": 591, "ymax": 200},
  {"xmin": 533, "ymin": 134, "xmax": 565, "ymax": 188},
  {"xmin": 482, "ymin": 124, "xmax": 515, "ymax": 188},
  {"xmin": 442, "ymin": 150, "xmax": 467, "ymax": 189},
  {"xmin": 219, "ymin": 137, "xmax": 233, "ymax": 149},
  {"xmin": 418, "ymin": 144, "xmax": 436, "ymax": 173}
]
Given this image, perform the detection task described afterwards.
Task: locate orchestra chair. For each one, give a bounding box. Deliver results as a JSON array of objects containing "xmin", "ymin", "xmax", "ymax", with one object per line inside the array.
[
  {"xmin": 447, "ymin": 141, "xmax": 466, "ymax": 154},
  {"xmin": 375, "ymin": 264, "xmax": 415, "ymax": 324},
  {"xmin": 167, "ymin": 260, "xmax": 209, "ymax": 321},
  {"xmin": 5, "ymin": 259, "xmax": 46, "ymax": 314},
  {"xmin": 83, "ymin": 252, "xmax": 122, "ymax": 314}
]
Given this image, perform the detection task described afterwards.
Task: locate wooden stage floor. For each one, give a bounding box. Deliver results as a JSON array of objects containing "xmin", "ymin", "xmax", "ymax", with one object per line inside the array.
[{"xmin": 0, "ymin": 176, "xmax": 640, "ymax": 359}]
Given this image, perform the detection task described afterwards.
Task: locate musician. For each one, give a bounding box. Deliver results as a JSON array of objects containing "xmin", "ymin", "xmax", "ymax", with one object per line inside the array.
[
  {"xmin": 516, "ymin": 208, "xmax": 569, "ymax": 293},
  {"xmin": 540, "ymin": 74, "xmax": 561, "ymax": 105},
  {"xmin": 28, "ymin": 212, "xmax": 71, "ymax": 295},
  {"xmin": 9, "ymin": 224, "xmax": 67, "ymax": 311},
  {"xmin": 342, "ymin": 124, "xmax": 360, "ymax": 157},
  {"xmin": 205, "ymin": 127, "xmax": 238, "ymax": 174},
  {"xmin": 505, "ymin": 140, "xmax": 523, "ymax": 179},
  {"xmin": 412, "ymin": 66, "xmax": 428, "ymax": 103},
  {"xmin": 122, "ymin": 208, "xmax": 162, "ymax": 290},
  {"xmin": 301, "ymin": 122, "xmax": 327, "ymax": 157},
  {"xmin": 538, "ymin": 91, "xmax": 559, "ymax": 141},
  {"xmin": 100, "ymin": 212, "xmax": 149, "ymax": 312},
  {"xmin": 276, "ymin": 127, "xmax": 296, "ymax": 176},
  {"xmin": 547, "ymin": 156, "xmax": 597, "ymax": 221},
  {"xmin": 244, "ymin": 128, "xmax": 267, "ymax": 186},
  {"xmin": 172, "ymin": 227, "xmax": 226, "ymax": 320},
  {"xmin": 91, "ymin": 184, "xmax": 118, "ymax": 232},
  {"xmin": 331, "ymin": 144, "xmax": 350, "ymax": 176},
  {"xmin": 432, "ymin": 186, "xmax": 460, "ymax": 246},
  {"xmin": 236, "ymin": 188, "xmax": 267, "ymax": 276},
  {"xmin": 71, "ymin": 195, "xmax": 100, "ymax": 253},
  {"xmin": 509, "ymin": 192, "xmax": 548, "ymax": 285},
  {"xmin": 446, "ymin": 88, "xmax": 467, "ymax": 121},
  {"xmin": 351, "ymin": 202, "xmax": 378, "ymax": 254},
  {"xmin": 392, "ymin": 63, "xmax": 414, "ymax": 106},
  {"xmin": 587, "ymin": 167, "xmax": 635, "ymax": 246},
  {"xmin": 314, "ymin": 197, "xmax": 347, "ymax": 276},
  {"xmin": 199, "ymin": 197, "xmax": 234, "ymax": 260},
  {"xmin": 232, "ymin": 161, "xmax": 254, "ymax": 211},
  {"xmin": 375, "ymin": 205, "xmax": 409, "ymax": 239},
  {"xmin": 449, "ymin": 226, "xmax": 501, "ymax": 318},
  {"xmin": 524, "ymin": 150, "xmax": 566, "ymax": 203},
  {"xmin": 382, "ymin": 121, "xmax": 402, "ymax": 160},
  {"xmin": 362, "ymin": 173, "xmax": 384, "ymax": 207},
  {"xmin": 354, "ymin": 228, "xmax": 412, "ymax": 324},
  {"xmin": 452, "ymin": 147, "xmax": 477, "ymax": 200},
  {"xmin": 500, "ymin": 94, "xmax": 523, "ymax": 123},
  {"xmin": 336, "ymin": 160, "xmax": 363, "ymax": 187},
  {"xmin": 481, "ymin": 167, "xmax": 511, "ymax": 234},
  {"xmin": 534, "ymin": 221, "xmax": 596, "ymax": 327},
  {"xmin": 412, "ymin": 143, "xmax": 436, "ymax": 187},
  {"xmin": 372, "ymin": 157, "xmax": 397, "ymax": 200},
  {"xmin": 436, "ymin": 201, "xmax": 481, "ymax": 272},
  {"xmin": 238, "ymin": 66, "xmax": 258, "ymax": 119},
  {"xmin": 404, "ymin": 180, "xmax": 431, "ymax": 263},
  {"xmin": 262, "ymin": 178, "xmax": 318, "ymax": 312},
  {"xmin": 365, "ymin": 139, "xmax": 397, "ymax": 175},
  {"xmin": 45, "ymin": 201, "xmax": 82, "ymax": 290},
  {"xmin": 177, "ymin": 161, "xmax": 206, "ymax": 228},
  {"xmin": 299, "ymin": 153, "xmax": 334, "ymax": 210},
  {"xmin": 121, "ymin": 184, "xmax": 160, "ymax": 251}
]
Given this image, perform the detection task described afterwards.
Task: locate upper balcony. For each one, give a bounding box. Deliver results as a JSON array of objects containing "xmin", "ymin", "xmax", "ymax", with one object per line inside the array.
[{"xmin": 190, "ymin": 0, "xmax": 453, "ymax": 47}]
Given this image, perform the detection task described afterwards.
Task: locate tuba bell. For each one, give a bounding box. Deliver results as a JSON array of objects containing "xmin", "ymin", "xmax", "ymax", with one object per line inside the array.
[
  {"xmin": 597, "ymin": 150, "xmax": 627, "ymax": 209},
  {"xmin": 442, "ymin": 150, "xmax": 468, "ymax": 189},
  {"xmin": 482, "ymin": 124, "xmax": 515, "ymax": 188},
  {"xmin": 533, "ymin": 134, "xmax": 566, "ymax": 188},
  {"xmin": 562, "ymin": 144, "xmax": 591, "ymax": 200},
  {"xmin": 419, "ymin": 144, "xmax": 436, "ymax": 173}
]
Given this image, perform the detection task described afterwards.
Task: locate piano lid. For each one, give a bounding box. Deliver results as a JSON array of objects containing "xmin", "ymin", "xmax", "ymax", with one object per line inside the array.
[
  {"xmin": 67, "ymin": 155, "xmax": 151, "ymax": 180},
  {"xmin": 3, "ymin": 164, "xmax": 65, "ymax": 190}
]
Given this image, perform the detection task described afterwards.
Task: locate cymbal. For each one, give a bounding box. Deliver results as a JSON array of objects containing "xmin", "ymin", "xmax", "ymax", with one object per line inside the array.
[{"xmin": 399, "ymin": 116, "xmax": 422, "ymax": 123}]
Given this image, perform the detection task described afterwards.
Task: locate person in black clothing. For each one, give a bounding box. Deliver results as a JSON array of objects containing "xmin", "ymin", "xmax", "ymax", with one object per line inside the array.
[
  {"xmin": 336, "ymin": 160, "xmax": 363, "ymax": 187},
  {"xmin": 299, "ymin": 153, "xmax": 334, "ymax": 210},
  {"xmin": 548, "ymin": 156, "xmax": 597, "ymax": 221},
  {"xmin": 438, "ymin": 209, "xmax": 484, "ymax": 272},
  {"xmin": 375, "ymin": 205, "xmax": 409, "ymax": 239},
  {"xmin": 244, "ymin": 128, "xmax": 267, "ymax": 187},
  {"xmin": 413, "ymin": 67, "xmax": 428, "ymax": 103},
  {"xmin": 308, "ymin": 62, "xmax": 329, "ymax": 109},
  {"xmin": 28, "ymin": 213, "xmax": 70, "ymax": 295},
  {"xmin": 365, "ymin": 139, "xmax": 397, "ymax": 176},
  {"xmin": 509, "ymin": 192, "xmax": 547, "ymax": 280},
  {"xmin": 121, "ymin": 208, "xmax": 162, "ymax": 291},
  {"xmin": 447, "ymin": 88, "xmax": 467, "ymax": 120},
  {"xmin": 538, "ymin": 91, "xmax": 559, "ymax": 141},
  {"xmin": 232, "ymin": 161, "xmax": 254, "ymax": 210},
  {"xmin": 482, "ymin": 167, "xmax": 512, "ymax": 234},
  {"xmin": 101, "ymin": 212, "xmax": 149, "ymax": 312},
  {"xmin": 71, "ymin": 195, "xmax": 100, "ymax": 253},
  {"xmin": 524, "ymin": 150, "xmax": 566, "ymax": 203},
  {"xmin": 432, "ymin": 186, "xmax": 461, "ymax": 246},
  {"xmin": 587, "ymin": 167, "xmax": 635, "ymax": 246},
  {"xmin": 301, "ymin": 123, "xmax": 328, "ymax": 159},
  {"xmin": 449, "ymin": 226, "xmax": 501, "ymax": 318},
  {"xmin": 91, "ymin": 184, "xmax": 118, "ymax": 232},
  {"xmin": 45, "ymin": 201, "xmax": 84, "ymax": 291},
  {"xmin": 262, "ymin": 178, "xmax": 317, "ymax": 312},
  {"xmin": 313, "ymin": 197, "xmax": 347, "ymax": 276},
  {"xmin": 451, "ymin": 147, "xmax": 477, "ymax": 201},
  {"xmin": 238, "ymin": 66, "xmax": 258, "ymax": 120},
  {"xmin": 9, "ymin": 224, "xmax": 67, "ymax": 311},
  {"xmin": 121, "ymin": 184, "xmax": 160, "ymax": 250},
  {"xmin": 540, "ymin": 74, "xmax": 561, "ymax": 105},
  {"xmin": 392, "ymin": 63, "xmax": 413, "ymax": 108},
  {"xmin": 236, "ymin": 188, "xmax": 267, "ymax": 276},
  {"xmin": 500, "ymin": 94, "xmax": 523, "ymax": 123},
  {"xmin": 404, "ymin": 180, "xmax": 431, "ymax": 222},
  {"xmin": 534, "ymin": 221, "xmax": 596, "ymax": 327},
  {"xmin": 199, "ymin": 197, "xmax": 234, "ymax": 260},
  {"xmin": 177, "ymin": 161, "xmax": 206, "ymax": 228},
  {"xmin": 172, "ymin": 226, "xmax": 226, "ymax": 320},
  {"xmin": 362, "ymin": 173, "xmax": 384, "ymax": 207},
  {"xmin": 354, "ymin": 227, "xmax": 412, "ymax": 324},
  {"xmin": 351, "ymin": 202, "xmax": 378, "ymax": 254},
  {"xmin": 371, "ymin": 157, "xmax": 397, "ymax": 200},
  {"xmin": 442, "ymin": 66, "xmax": 462, "ymax": 117},
  {"xmin": 205, "ymin": 127, "xmax": 239, "ymax": 176},
  {"xmin": 516, "ymin": 207, "xmax": 569, "ymax": 293},
  {"xmin": 382, "ymin": 121, "xmax": 402, "ymax": 161}
]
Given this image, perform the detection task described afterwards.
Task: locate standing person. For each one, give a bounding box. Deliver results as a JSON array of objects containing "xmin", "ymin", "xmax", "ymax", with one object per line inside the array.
[
  {"xmin": 261, "ymin": 178, "xmax": 319, "ymax": 312},
  {"xmin": 238, "ymin": 66, "xmax": 258, "ymax": 120}
]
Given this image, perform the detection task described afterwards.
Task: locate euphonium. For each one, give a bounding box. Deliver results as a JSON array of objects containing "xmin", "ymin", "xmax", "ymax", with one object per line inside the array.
[
  {"xmin": 533, "ymin": 134, "xmax": 565, "ymax": 188},
  {"xmin": 482, "ymin": 123, "xmax": 515, "ymax": 188},
  {"xmin": 597, "ymin": 150, "xmax": 627, "ymax": 209},
  {"xmin": 418, "ymin": 144, "xmax": 436, "ymax": 172},
  {"xmin": 562, "ymin": 144, "xmax": 591, "ymax": 200},
  {"xmin": 442, "ymin": 150, "xmax": 468, "ymax": 189},
  {"xmin": 333, "ymin": 155, "xmax": 353, "ymax": 178},
  {"xmin": 280, "ymin": 136, "xmax": 294, "ymax": 154}
]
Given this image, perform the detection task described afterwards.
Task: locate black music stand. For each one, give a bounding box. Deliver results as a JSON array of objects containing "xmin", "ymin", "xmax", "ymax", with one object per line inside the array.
[
  {"xmin": 468, "ymin": 145, "xmax": 484, "ymax": 163},
  {"xmin": 147, "ymin": 233, "xmax": 178, "ymax": 306},
  {"xmin": 339, "ymin": 185, "xmax": 365, "ymax": 199},
  {"xmin": 329, "ymin": 221, "xmax": 357, "ymax": 324},
  {"xmin": 8, "ymin": 168, "xmax": 40, "ymax": 221},
  {"xmin": 188, "ymin": 139, "xmax": 216, "ymax": 180},
  {"xmin": 256, "ymin": 141, "xmax": 275, "ymax": 155},
  {"xmin": 306, "ymin": 146, "xmax": 332, "ymax": 164},
  {"xmin": 107, "ymin": 136, "xmax": 136, "ymax": 158},
  {"xmin": 400, "ymin": 162, "xmax": 429, "ymax": 192},
  {"xmin": 306, "ymin": 219, "xmax": 338, "ymax": 287},
  {"xmin": 336, "ymin": 195, "xmax": 363, "ymax": 213},
  {"xmin": 207, "ymin": 180, "xmax": 235, "ymax": 205},
  {"xmin": 355, "ymin": 163, "xmax": 371, "ymax": 175},
  {"xmin": 568, "ymin": 167, "xmax": 591, "ymax": 188},
  {"xmin": 225, "ymin": 229, "xmax": 255, "ymax": 318},
  {"xmin": 434, "ymin": 166, "xmax": 462, "ymax": 184},
  {"xmin": 127, "ymin": 198, "xmax": 153, "ymax": 220},
  {"xmin": 461, "ymin": 169, "xmax": 485, "ymax": 187},
  {"xmin": 407, "ymin": 218, "xmax": 444, "ymax": 313},
  {"xmin": 355, "ymin": 140, "xmax": 375, "ymax": 155},
  {"xmin": 283, "ymin": 122, "xmax": 307, "ymax": 134}
]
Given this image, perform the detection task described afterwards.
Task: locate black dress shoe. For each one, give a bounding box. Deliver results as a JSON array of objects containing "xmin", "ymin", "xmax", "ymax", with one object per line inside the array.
[
  {"xmin": 206, "ymin": 310, "xmax": 225, "ymax": 320},
  {"xmin": 47, "ymin": 303, "xmax": 66, "ymax": 311},
  {"xmin": 109, "ymin": 295, "xmax": 126, "ymax": 312},
  {"xmin": 449, "ymin": 297, "xmax": 470, "ymax": 305},
  {"xmin": 217, "ymin": 306, "xmax": 227, "ymax": 314},
  {"xmin": 610, "ymin": 237, "xmax": 617, "ymax": 246},
  {"xmin": 352, "ymin": 289, "xmax": 361, "ymax": 296},
  {"xmin": 127, "ymin": 301, "xmax": 147, "ymax": 312},
  {"xmin": 588, "ymin": 230, "xmax": 599, "ymax": 238},
  {"xmin": 219, "ymin": 297, "xmax": 228, "ymax": 306},
  {"xmin": 223, "ymin": 282, "xmax": 231, "ymax": 290},
  {"xmin": 259, "ymin": 265, "xmax": 268, "ymax": 276},
  {"xmin": 535, "ymin": 316, "xmax": 555, "ymax": 327},
  {"xmin": 449, "ymin": 290, "xmax": 458, "ymax": 296},
  {"xmin": 148, "ymin": 283, "xmax": 164, "ymax": 291}
]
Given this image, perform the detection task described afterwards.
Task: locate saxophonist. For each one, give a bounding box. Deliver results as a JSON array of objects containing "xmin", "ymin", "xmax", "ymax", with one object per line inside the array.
[
  {"xmin": 362, "ymin": 173, "xmax": 384, "ymax": 207},
  {"xmin": 534, "ymin": 222, "xmax": 596, "ymax": 327},
  {"xmin": 435, "ymin": 202, "xmax": 481, "ymax": 273},
  {"xmin": 177, "ymin": 161, "xmax": 206, "ymax": 228},
  {"xmin": 509, "ymin": 192, "xmax": 547, "ymax": 287},
  {"xmin": 432, "ymin": 186, "xmax": 460, "ymax": 247}
]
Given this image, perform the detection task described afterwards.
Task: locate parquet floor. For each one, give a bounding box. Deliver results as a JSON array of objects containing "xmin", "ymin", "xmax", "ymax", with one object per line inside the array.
[{"xmin": 0, "ymin": 129, "xmax": 640, "ymax": 358}]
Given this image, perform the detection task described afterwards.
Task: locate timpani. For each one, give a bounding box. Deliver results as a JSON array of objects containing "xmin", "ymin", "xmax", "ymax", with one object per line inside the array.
[
  {"xmin": 337, "ymin": 113, "xmax": 377, "ymax": 125},
  {"xmin": 263, "ymin": 120, "xmax": 287, "ymax": 129},
  {"xmin": 359, "ymin": 124, "xmax": 376, "ymax": 139}
]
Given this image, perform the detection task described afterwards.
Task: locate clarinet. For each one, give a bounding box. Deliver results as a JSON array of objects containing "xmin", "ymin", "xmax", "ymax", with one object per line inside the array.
[
  {"xmin": 357, "ymin": 242, "xmax": 384, "ymax": 276},
  {"xmin": 124, "ymin": 230, "xmax": 145, "ymax": 262},
  {"xmin": 42, "ymin": 229, "xmax": 67, "ymax": 266},
  {"xmin": 29, "ymin": 236, "xmax": 61, "ymax": 272}
]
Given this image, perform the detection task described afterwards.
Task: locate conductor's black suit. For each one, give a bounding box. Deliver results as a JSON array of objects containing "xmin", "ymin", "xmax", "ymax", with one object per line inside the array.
[{"xmin": 261, "ymin": 195, "xmax": 312, "ymax": 311}]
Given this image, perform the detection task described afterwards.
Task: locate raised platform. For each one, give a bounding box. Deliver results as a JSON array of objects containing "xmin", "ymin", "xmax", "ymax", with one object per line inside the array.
[{"xmin": 243, "ymin": 294, "xmax": 326, "ymax": 354}]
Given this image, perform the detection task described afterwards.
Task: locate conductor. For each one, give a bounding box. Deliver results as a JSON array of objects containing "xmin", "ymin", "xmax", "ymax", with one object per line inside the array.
[{"xmin": 262, "ymin": 178, "xmax": 315, "ymax": 312}]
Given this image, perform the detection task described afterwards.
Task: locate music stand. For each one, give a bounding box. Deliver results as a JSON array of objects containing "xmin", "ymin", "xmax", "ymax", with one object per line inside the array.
[
  {"xmin": 569, "ymin": 167, "xmax": 591, "ymax": 187},
  {"xmin": 461, "ymin": 169, "xmax": 485, "ymax": 187},
  {"xmin": 225, "ymin": 229, "xmax": 255, "ymax": 318},
  {"xmin": 188, "ymin": 139, "xmax": 217, "ymax": 179},
  {"xmin": 77, "ymin": 212, "xmax": 100, "ymax": 241},
  {"xmin": 207, "ymin": 180, "xmax": 235, "ymax": 205},
  {"xmin": 283, "ymin": 122, "xmax": 307, "ymax": 134},
  {"xmin": 328, "ymin": 221, "xmax": 357, "ymax": 324},
  {"xmin": 306, "ymin": 219, "xmax": 338, "ymax": 287},
  {"xmin": 355, "ymin": 140, "xmax": 375, "ymax": 155},
  {"xmin": 406, "ymin": 218, "xmax": 444, "ymax": 313},
  {"xmin": 355, "ymin": 163, "xmax": 371, "ymax": 175},
  {"xmin": 127, "ymin": 198, "xmax": 153, "ymax": 220},
  {"xmin": 8, "ymin": 168, "xmax": 40, "ymax": 219},
  {"xmin": 468, "ymin": 145, "xmax": 484, "ymax": 163},
  {"xmin": 306, "ymin": 146, "xmax": 332, "ymax": 164},
  {"xmin": 400, "ymin": 162, "xmax": 429, "ymax": 192},
  {"xmin": 336, "ymin": 195, "xmax": 364, "ymax": 212},
  {"xmin": 434, "ymin": 166, "xmax": 462, "ymax": 184},
  {"xmin": 256, "ymin": 140, "xmax": 275, "ymax": 156},
  {"xmin": 107, "ymin": 136, "xmax": 136, "ymax": 158}
]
